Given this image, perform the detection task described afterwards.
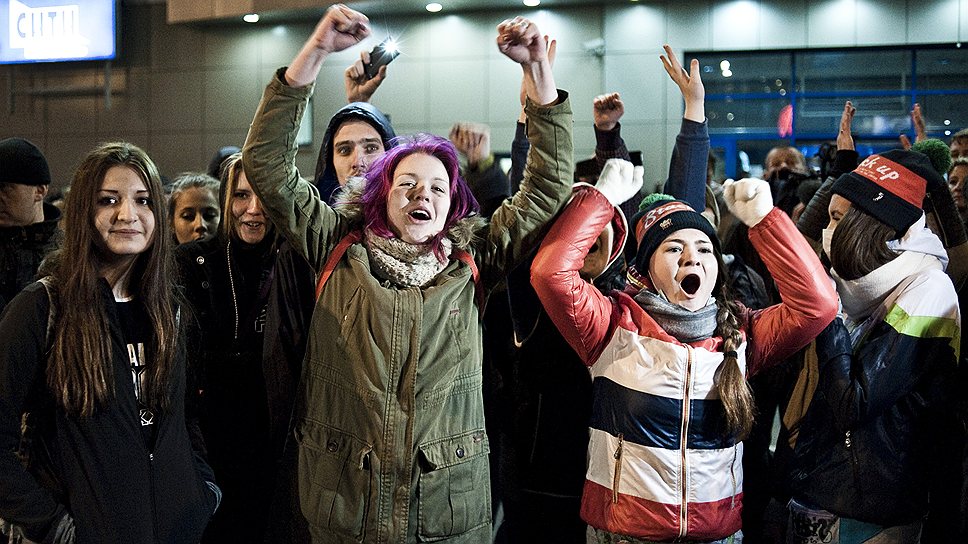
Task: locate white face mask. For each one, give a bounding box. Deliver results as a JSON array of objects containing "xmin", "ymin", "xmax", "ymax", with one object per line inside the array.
[
  {"xmin": 648, "ymin": 271, "xmax": 670, "ymax": 302},
  {"xmin": 821, "ymin": 227, "xmax": 834, "ymax": 258}
]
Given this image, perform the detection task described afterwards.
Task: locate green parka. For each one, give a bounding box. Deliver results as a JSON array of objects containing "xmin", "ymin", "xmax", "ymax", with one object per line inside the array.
[{"xmin": 242, "ymin": 69, "xmax": 573, "ymax": 543}]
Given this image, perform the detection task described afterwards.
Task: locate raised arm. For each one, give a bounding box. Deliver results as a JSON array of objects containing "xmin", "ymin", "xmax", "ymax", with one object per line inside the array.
[
  {"xmin": 661, "ymin": 44, "xmax": 708, "ymax": 212},
  {"xmin": 724, "ymin": 178, "xmax": 838, "ymax": 372},
  {"xmin": 592, "ymin": 92, "xmax": 631, "ymax": 166},
  {"xmin": 477, "ymin": 18, "xmax": 572, "ymax": 282},
  {"xmin": 344, "ymin": 49, "xmax": 388, "ymax": 103},
  {"xmin": 286, "ymin": 5, "xmax": 370, "ymax": 88},
  {"xmin": 498, "ymin": 18, "xmax": 557, "ymax": 106},
  {"xmin": 797, "ymin": 101, "xmax": 858, "ymax": 241},
  {"xmin": 509, "ymin": 37, "xmax": 555, "ymax": 193},
  {"xmin": 242, "ymin": 5, "xmax": 369, "ymax": 267},
  {"xmin": 531, "ymin": 160, "xmax": 640, "ymax": 363},
  {"xmin": 450, "ymin": 122, "xmax": 510, "ymax": 218},
  {"xmin": 899, "ymin": 103, "xmax": 927, "ymax": 150}
]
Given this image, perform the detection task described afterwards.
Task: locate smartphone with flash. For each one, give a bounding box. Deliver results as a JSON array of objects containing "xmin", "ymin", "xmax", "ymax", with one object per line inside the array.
[{"xmin": 364, "ymin": 38, "xmax": 400, "ymax": 80}]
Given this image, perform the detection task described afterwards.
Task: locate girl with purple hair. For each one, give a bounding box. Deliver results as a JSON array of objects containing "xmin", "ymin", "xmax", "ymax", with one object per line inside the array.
[{"xmin": 241, "ymin": 5, "xmax": 573, "ymax": 543}]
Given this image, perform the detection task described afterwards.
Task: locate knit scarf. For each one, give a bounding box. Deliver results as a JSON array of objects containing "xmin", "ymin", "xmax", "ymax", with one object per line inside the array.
[
  {"xmin": 831, "ymin": 249, "xmax": 942, "ymax": 324},
  {"xmin": 364, "ymin": 230, "xmax": 451, "ymax": 288},
  {"xmin": 634, "ymin": 289, "xmax": 719, "ymax": 343}
]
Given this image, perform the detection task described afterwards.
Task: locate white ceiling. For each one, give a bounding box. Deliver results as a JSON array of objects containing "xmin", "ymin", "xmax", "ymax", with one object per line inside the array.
[
  {"xmin": 157, "ymin": 0, "xmax": 643, "ymax": 25},
  {"xmin": 343, "ymin": 0, "xmax": 638, "ymax": 13}
]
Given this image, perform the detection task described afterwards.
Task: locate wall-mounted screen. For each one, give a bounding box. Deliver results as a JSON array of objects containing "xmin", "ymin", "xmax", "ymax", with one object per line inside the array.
[{"xmin": 0, "ymin": 0, "xmax": 117, "ymax": 64}]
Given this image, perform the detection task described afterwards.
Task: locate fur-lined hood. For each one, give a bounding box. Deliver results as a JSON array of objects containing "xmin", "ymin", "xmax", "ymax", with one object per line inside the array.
[{"xmin": 332, "ymin": 176, "xmax": 487, "ymax": 253}]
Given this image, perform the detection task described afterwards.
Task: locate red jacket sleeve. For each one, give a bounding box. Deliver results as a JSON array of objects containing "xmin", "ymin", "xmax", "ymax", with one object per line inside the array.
[
  {"xmin": 531, "ymin": 186, "xmax": 618, "ymax": 365},
  {"xmin": 744, "ymin": 208, "xmax": 838, "ymax": 374}
]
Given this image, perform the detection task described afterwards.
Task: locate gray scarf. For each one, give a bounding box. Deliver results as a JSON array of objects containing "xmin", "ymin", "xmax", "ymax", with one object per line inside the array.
[
  {"xmin": 634, "ymin": 289, "xmax": 719, "ymax": 343},
  {"xmin": 364, "ymin": 230, "xmax": 451, "ymax": 288}
]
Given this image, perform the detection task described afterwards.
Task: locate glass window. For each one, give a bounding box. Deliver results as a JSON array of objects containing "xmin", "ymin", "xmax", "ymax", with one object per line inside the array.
[
  {"xmin": 916, "ymin": 49, "xmax": 968, "ymax": 91},
  {"xmin": 917, "ymin": 94, "xmax": 968, "ymax": 134},
  {"xmin": 707, "ymin": 98, "xmax": 792, "ymax": 133},
  {"xmin": 732, "ymin": 139, "xmax": 797, "ymax": 177},
  {"xmin": 692, "ymin": 45, "xmax": 968, "ymax": 162},
  {"xmin": 695, "ymin": 52, "xmax": 791, "ymax": 96},
  {"xmin": 795, "ymin": 95, "xmax": 910, "ymax": 136},
  {"xmin": 795, "ymin": 50, "xmax": 912, "ymax": 93}
]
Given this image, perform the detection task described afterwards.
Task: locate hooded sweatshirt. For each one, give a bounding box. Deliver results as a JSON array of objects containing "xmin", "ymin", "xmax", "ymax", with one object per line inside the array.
[{"xmin": 313, "ymin": 102, "xmax": 395, "ymax": 204}]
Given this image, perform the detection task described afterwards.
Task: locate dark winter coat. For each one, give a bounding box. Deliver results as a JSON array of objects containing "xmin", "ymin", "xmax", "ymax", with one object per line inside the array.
[
  {"xmin": 0, "ymin": 280, "xmax": 216, "ymax": 543},
  {"xmin": 788, "ymin": 273, "xmax": 961, "ymax": 526},
  {"xmin": 0, "ymin": 202, "xmax": 60, "ymax": 312}
]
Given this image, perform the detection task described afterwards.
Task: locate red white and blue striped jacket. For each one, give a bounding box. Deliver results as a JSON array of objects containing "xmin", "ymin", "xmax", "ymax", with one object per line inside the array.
[{"xmin": 531, "ymin": 186, "xmax": 837, "ymax": 541}]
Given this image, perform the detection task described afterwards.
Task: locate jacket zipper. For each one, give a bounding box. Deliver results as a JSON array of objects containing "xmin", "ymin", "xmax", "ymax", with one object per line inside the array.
[
  {"xmin": 612, "ymin": 433, "xmax": 624, "ymax": 503},
  {"xmin": 530, "ymin": 394, "xmax": 544, "ymax": 466},
  {"xmin": 149, "ymin": 452, "xmax": 160, "ymax": 544},
  {"xmin": 845, "ymin": 430, "xmax": 861, "ymax": 489},
  {"xmin": 679, "ymin": 346, "xmax": 693, "ymax": 539},
  {"xmin": 226, "ymin": 241, "xmax": 240, "ymax": 341}
]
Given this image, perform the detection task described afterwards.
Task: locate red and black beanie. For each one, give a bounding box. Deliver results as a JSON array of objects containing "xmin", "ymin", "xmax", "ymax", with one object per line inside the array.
[
  {"xmin": 632, "ymin": 194, "xmax": 719, "ymax": 273},
  {"xmin": 831, "ymin": 149, "xmax": 942, "ymax": 238}
]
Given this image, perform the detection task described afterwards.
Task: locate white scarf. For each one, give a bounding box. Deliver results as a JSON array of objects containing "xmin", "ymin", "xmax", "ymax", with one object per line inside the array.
[
  {"xmin": 832, "ymin": 250, "xmax": 942, "ymax": 324},
  {"xmin": 832, "ymin": 217, "xmax": 945, "ymax": 323}
]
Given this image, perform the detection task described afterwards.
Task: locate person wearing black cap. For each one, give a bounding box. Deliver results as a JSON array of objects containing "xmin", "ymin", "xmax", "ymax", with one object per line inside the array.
[
  {"xmin": 531, "ymin": 157, "xmax": 837, "ymax": 542},
  {"xmin": 0, "ymin": 137, "xmax": 61, "ymax": 312},
  {"xmin": 786, "ymin": 148, "xmax": 962, "ymax": 543}
]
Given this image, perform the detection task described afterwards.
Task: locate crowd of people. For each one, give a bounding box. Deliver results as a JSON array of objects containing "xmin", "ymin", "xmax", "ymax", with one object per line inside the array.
[{"xmin": 1, "ymin": 3, "xmax": 966, "ymax": 544}]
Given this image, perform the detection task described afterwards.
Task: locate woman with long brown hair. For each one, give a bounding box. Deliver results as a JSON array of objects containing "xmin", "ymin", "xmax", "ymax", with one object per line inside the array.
[
  {"xmin": 0, "ymin": 142, "xmax": 219, "ymax": 543},
  {"xmin": 786, "ymin": 148, "xmax": 962, "ymax": 543}
]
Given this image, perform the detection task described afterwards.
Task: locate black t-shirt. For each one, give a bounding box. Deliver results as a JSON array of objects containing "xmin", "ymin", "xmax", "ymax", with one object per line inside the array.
[{"xmin": 114, "ymin": 299, "xmax": 157, "ymax": 449}]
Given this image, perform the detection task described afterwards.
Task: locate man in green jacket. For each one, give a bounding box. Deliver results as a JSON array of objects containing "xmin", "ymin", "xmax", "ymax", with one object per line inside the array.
[{"xmin": 242, "ymin": 4, "xmax": 573, "ymax": 543}]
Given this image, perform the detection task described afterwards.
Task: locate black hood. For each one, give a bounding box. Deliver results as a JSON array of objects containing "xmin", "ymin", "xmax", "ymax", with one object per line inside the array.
[{"xmin": 313, "ymin": 102, "xmax": 396, "ymax": 204}]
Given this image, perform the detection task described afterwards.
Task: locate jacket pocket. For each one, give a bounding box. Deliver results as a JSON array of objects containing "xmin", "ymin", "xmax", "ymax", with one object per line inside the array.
[
  {"xmin": 445, "ymin": 304, "xmax": 471, "ymax": 363},
  {"xmin": 338, "ymin": 285, "xmax": 366, "ymax": 338},
  {"xmin": 296, "ymin": 421, "xmax": 373, "ymax": 542},
  {"xmin": 416, "ymin": 429, "xmax": 491, "ymax": 541}
]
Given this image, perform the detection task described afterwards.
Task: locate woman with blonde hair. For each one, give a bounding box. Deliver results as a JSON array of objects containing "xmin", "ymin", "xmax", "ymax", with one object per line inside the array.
[{"xmin": 176, "ymin": 151, "xmax": 286, "ymax": 542}]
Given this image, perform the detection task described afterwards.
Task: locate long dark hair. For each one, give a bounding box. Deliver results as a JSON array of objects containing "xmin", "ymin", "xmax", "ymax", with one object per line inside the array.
[
  {"xmin": 829, "ymin": 206, "xmax": 898, "ymax": 281},
  {"xmin": 48, "ymin": 142, "xmax": 178, "ymax": 417}
]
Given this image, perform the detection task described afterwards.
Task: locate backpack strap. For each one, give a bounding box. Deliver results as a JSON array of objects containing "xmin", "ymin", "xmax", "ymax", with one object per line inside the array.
[
  {"xmin": 36, "ymin": 277, "xmax": 56, "ymax": 353},
  {"xmin": 316, "ymin": 231, "xmax": 363, "ymax": 300},
  {"xmin": 15, "ymin": 277, "xmax": 66, "ymax": 508},
  {"xmin": 452, "ymin": 249, "xmax": 484, "ymax": 317}
]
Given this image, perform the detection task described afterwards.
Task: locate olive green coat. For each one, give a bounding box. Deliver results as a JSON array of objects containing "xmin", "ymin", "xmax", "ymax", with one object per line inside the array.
[{"xmin": 242, "ymin": 70, "xmax": 573, "ymax": 543}]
